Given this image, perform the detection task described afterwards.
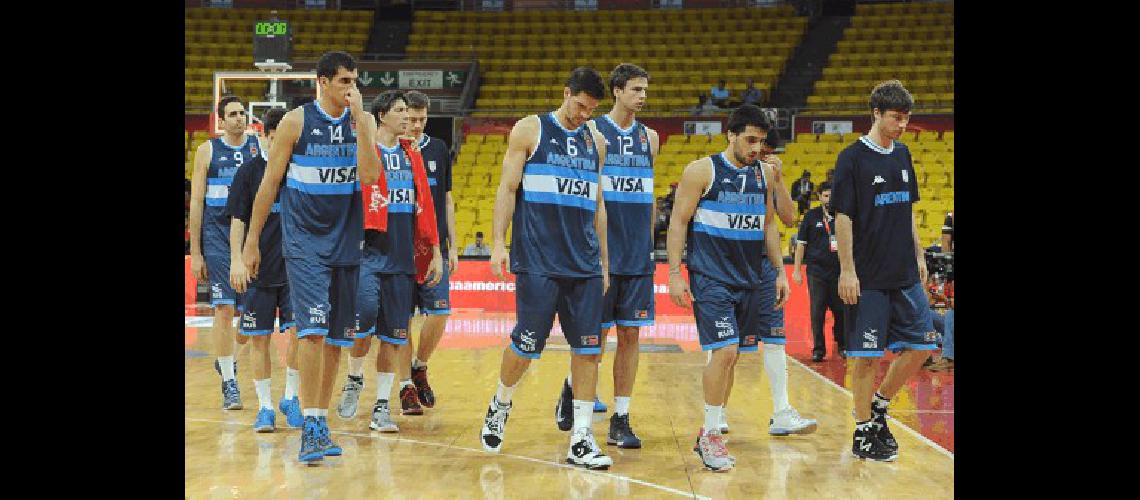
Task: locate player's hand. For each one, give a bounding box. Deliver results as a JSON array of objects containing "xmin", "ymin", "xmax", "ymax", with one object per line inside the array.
[
  {"xmin": 490, "ymin": 243, "xmax": 509, "ymax": 281},
  {"xmin": 762, "ymin": 154, "xmax": 784, "ymax": 184},
  {"xmin": 424, "ymin": 251, "xmax": 443, "ymax": 288},
  {"xmin": 242, "ymin": 242, "xmax": 261, "ymax": 279},
  {"xmin": 774, "ymin": 270, "xmax": 791, "ymax": 309},
  {"xmin": 191, "ymin": 253, "xmax": 208, "ymax": 282},
  {"xmin": 839, "ymin": 269, "xmax": 860, "ymax": 305},
  {"xmin": 792, "ymin": 268, "xmax": 803, "ymax": 286},
  {"xmin": 917, "ymin": 259, "xmax": 929, "ymax": 285},
  {"xmin": 230, "ymin": 259, "xmax": 250, "ymax": 294},
  {"xmin": 669, "ymin": 272, "xmax": 693, "ymax": 309},
  {"xmin": 346, "ymin": 83, "xmax": 364, "ymax": 112},
  {"xmin": 448, "ymin": 249, "xmax": 458, "ymax": 274}
]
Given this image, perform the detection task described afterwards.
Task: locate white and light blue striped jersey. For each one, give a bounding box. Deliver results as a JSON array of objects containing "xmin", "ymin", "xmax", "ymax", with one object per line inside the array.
[{"xmin": 685, "ymin": 152, "xmax": 768, "ymax": 289}]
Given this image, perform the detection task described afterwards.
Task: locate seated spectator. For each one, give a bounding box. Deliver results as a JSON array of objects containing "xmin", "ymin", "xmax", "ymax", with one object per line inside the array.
[
  {"xmin": 463, "ymin": 231, "xmax": 492, "ymax": 256},
  {"xmin": 692, "ymin": 94, "xmax": 720, "ymax": 116},
  {"xmin": 709, "ymin": 80, "xmax": 730, "ymax": 108},
  {"xmin": 740, "ymin": 78, "xmax": 763, "ymax": 106},
  {"xmin": 789, "ymin": 171, "xmax": 814, "ymax": 215},
  {"xmin": 927, "ymin": 309, "xmax": 954, "ymax": 371}
]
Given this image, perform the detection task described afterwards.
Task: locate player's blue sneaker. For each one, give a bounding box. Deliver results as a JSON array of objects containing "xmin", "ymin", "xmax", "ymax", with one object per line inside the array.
[
  {"xmin": 317, "ymin": 416, "xmax": 342, "ymax": 456},
  {"xmin": 254, "ymin": 408, "xmax": 276, "ymax": 433},
  {"xmin": 279, "ymin": 397, "xmax": 303, "ymax": 428},
  {"xmin": 593, "ymin": 396, "xmax": 607, "ymax": 413},
  {"xmin": 222, "ymin": 380, "xmax": 242, "ymax": 410},
  {"xmin": 299, "ymin": 417, "xmax": 324, "ymax": 464}
]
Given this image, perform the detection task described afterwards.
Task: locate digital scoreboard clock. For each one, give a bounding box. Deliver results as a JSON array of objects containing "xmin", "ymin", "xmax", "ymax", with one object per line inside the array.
[{"xmin": 253, "ymin": 19, "xmax": 291, "ymax": 64}]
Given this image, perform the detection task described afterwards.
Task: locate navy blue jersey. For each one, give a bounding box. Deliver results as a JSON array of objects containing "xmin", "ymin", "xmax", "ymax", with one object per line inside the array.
[
  {"xmin": 686, "ymin": 153, "xmax": 768, "ymax": 289},
  {"xmin": 510, "ymin": 113, "xmax": 602, "ymax": 278},
  {"xmin": 281, "ymin": 102, "xmax": 364, "ymax": 266},
  {"xmin": 226, "ymin": 150, "xmax": 286, "ymax": 287},
  {"xmin": 367, "ymin": 142, "xmax": 417, "ymax": 275},
  {"xmin": 417, "ymin": 134, "xmax": 452, "ymax": 251},
  {"xmin": 593, "ymin": 115, "xmax": 655, "ymax": 276},
  {"xmin": 202, "ymin": 134, "xmax": 261, "ymax": 258},
  {"xmin": 796, "ymin": 205, "xmax": 840, "ymax": 281},
  {"xmin": 830, "ymin": 136, "xmax": 921, "ymax": 289}
]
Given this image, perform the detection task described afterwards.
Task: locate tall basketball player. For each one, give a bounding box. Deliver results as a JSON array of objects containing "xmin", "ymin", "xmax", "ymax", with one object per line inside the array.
[
  {"xmin": 227, "ymin": 107, "xmax": 304, "ymax": 432},
  {"xmin": 717, "ymin": 126, "xmax": 818, "ymax": 438},
  {"xmin": 554, "ymin": 63, "xmax": 657, "ymax": 450},
  {"xmin": 190, "ymin": 95, "xmax": 259, "ymax": 411},
  {"xmin": 336, "ymin": 90, "xmax": 442, "ymax": 433},
  {"xmin": 479, "ymin": 67, "xmax": 614, "ymax": 470},
  {"xmin": 834, "ymin": 81, "xmax": 936, "ymax": 462},
  {"xmin": 242, "ymin": 51, "xmax": 382, "ymax": 464},
  {"xmin": 665, "ymin": 105, "xmax": 788, "ymax": 471}
]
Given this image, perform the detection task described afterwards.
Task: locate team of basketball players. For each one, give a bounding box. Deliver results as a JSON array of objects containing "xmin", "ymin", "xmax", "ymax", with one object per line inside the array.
[{"xmin": 190, "ymin": 50, "xmax": 938, "ymax": 470}]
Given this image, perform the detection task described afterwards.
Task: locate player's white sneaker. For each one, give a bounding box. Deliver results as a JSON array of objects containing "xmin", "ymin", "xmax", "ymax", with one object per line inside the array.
[
  {"xmin": 337, "ymin": 375, "xmax": 364, "ymax": 419},
  {"xmin": 694, "ymin": 428, "xmax": 734, "ymax": 472},
  {"xmin": 481, "ymin": 397, "xmax": 512, "ymax": 453},
  {"xmin": 769, "ymin": 407, "xmax": 818, "ymax": 436},
  {"xmin": 369, "ymin": 400, "xmax": 399, "ymax": 433},
  {"xmin": 566, "ymin": 429, "xmax": 613, "ymax": 470}
]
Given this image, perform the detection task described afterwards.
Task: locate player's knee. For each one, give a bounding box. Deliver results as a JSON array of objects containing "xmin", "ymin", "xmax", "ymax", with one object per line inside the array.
[
  {"xmin": 616, "ymin": 327, "xmax": 640, "ymax": 345},
  {"xmin": 574, "ymin": 353, "xmax": 601, "ymax": 364},
  {"xmin": 215, "ymin": 304, "xmax": 235, "ymax": 316},
  {"xmin": 251, "ymin": 335, "xmax": 270, "ymax": 348}
]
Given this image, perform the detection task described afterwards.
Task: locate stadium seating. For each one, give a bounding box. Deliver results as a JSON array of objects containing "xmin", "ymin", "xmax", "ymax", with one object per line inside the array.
[
  {"xmin": 405, "ymin": 5, "xmax": 807, "ymax": 118},
  {"xmin": 802, "ymin": 2, "xmax": 953, "ymax": 116}
]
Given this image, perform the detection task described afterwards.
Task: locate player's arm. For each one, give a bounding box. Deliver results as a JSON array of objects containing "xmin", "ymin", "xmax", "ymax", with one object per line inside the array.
[
  {"xmin": 832, "ymin": 151, "xmax": 859, "ymax": 305},
  {"xmin": 589, "ymin": 123, "xmax": 610, "ymax": 293},
  {"xmin": 445, "ymin": 192, "xmax": 458, "ymax": 270},
  {"xmin": 489, "ymin": 115, "xmax": 538, "ymax": 280},
  {"xmin": 647, "ymin": 127, "xmax": 661, "ymax": 252},
  {"xmin": 349, "ymin": 87, "xmax": 381, "ymax": 185},
  {"xmin": 762, "ymin": 160, "xmax": 797, "ymax": 227},
  {"xmin": 763, "ymin": 178, "xmax": 790, "ymax": 308},
  {"xmin": 912, "ymin": 211, "xmax": 928, "ymax": 284},
  {"xmin": 188, "ymin": 140, "xmax": 212, "ymax": 281},
  {"xmin": 666, "ymin": 159, "xmax": 712, "ymax": 308},
  {"xmin": 792, "ymin": 213, "xmax": 810, "ymax": 285},
  {"xmin": 225, "ymin": 162, "xmax": 253, "ymax": 293},
  {"xmin": 244, "ymin": 109, "xmax": 300, "ymax": 277}
]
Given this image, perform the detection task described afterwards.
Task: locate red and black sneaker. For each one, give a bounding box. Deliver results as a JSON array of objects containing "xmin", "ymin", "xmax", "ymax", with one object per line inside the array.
[
  {"xmin": 400, "ymin": 385, "xmax": 424, "ymax": 415},
  {"xmin": 411, "ymin": 365, "xmax": 435, "ymax": 408}
]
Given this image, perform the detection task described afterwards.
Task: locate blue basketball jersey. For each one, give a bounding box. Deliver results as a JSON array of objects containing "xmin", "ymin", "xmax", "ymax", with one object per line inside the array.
[
  {"xmin": 281, "ymin": 101, "xmax": 363, "ymax": 266},
  {"xmin": 686, "ymin": 153, "xmax": 768, "ymax": 289},
  {"xmin": 203, "ymin": 134, "xmax": 260, "ymax": 258},
  {"xmin": 510, "ymin": 112, "xmax": 602, "ymax": 278},
  {"xmin": 417, "ymin": 134, "xmax": 452, "ymax": 251},
  {"xmin": 368, "ymin": 142, "xmax": 417, "ymax": 275},
  {"xmin": 594, "ymin": 115, "xmax": 655, "ymax": 276}
]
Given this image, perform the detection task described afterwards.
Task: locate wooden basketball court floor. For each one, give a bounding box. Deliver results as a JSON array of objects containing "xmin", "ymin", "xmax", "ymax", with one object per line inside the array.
[{"xmin": 185, "ymin": 310, "xmax": 954, "ymax": 499}]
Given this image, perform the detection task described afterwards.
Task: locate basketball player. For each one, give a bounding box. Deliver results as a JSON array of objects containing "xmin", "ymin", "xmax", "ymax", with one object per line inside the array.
[
  {"xmin": 665, "ymin": 105, "xmax": 789, "ymax": 471},
  {"xmin": 834, "ymin": 81, "xmax": 936, "ymax": 462},
  {"xmin": 227, "ymin": 107, "xmax": 304, "ymax": 432},
  {"xmin": 190, "ymin": 95, "xmax": 260, "ymax": 410},
  {"xmin": 716, "ymin": 128, "xmax": 817, "ymax": 438},
  {"xmin": 554, "ymin": 63, "xmax": 658, "ymax": 449},
  {"xmin": 479, "ymin": 67, "xmax": 614, "ymax": 470},
  {"xmin": 403, "ymin": 91, "xmax": 455, "ymax": 409},
  {"xmin": 335, "ymin": 90, "xmax": 442, "ymax": 433},
  {"xmin": 242, "ymin": 51, "xmax": 382, "ymax": 464}
]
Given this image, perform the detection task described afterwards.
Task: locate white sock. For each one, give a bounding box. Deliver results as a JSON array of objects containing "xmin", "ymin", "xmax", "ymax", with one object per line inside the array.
[
  {"xmin": 412, "ymin": 357, "xmax": 427, "ymax": 369},
  {"xmin": 283, "ymin": 368, "xmax": 299, "ymax": 400},
  {"xmin": 495, "ymin": 380, "xmax": 516, "ymax": 405},
  {"xmin": 303, "ymin": 408, "xmax": 319, "ymax": 417},
  {"xmin": 348, "ymin": 356, "xmax": 365, "ymax": 378},
  {"xmin": 704, "ymin": 404, "xmax": 722, "ymax": 434},
  {"xmin": 316, "ymin": 409, "xmax": 327, "ymax": 417},
  {"xmin": 218, "ymin": 356, "xmax": 235, "ymax": 382},
  {"xmin": 572, "ymin": 399, "xmax": 593, "ymax": 433},
  {"xmin": 254, "ymin": 378, "xmax": 272, "ymax": 410},
  {"xmin": 566, "ymin": 372, "xmax": 573, "ymax": 386},
  {"xmin": 376, "ymin": 372, "xmax": 395, "ymax": 402},
  {"xmin": 400, "ymin": 378, "xmax": 415, "ymax": 390},
  {"xmin": 614, "ymin": 396, "xmax": 631, "ymax": 416},
  {"xmin": 763, "ymin": 343, "xmax": 790, "ymax": 413}
]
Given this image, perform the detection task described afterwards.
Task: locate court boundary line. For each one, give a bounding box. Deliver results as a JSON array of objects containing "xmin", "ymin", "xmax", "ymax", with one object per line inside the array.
[
  {"xmin": 785, "ymin": 357, "xmax": 955, "ymax": 460},
  {"xmin": 185, "ymin": 417, "xmax": 710, "ymax": 499}
]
